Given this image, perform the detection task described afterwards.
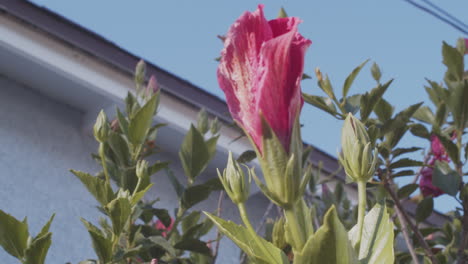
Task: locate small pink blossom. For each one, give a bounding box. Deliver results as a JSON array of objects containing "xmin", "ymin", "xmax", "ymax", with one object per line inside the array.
[
  {"xmin": 217, "ymin": 5, "xmax": 311, "ymax": 154},
  {"xmin": 419, "ymin": 135, "xmax": 454, "ymax": 197},
  {"xmin": 155, "ymin": 218, "xmax": 174, "ymax": 238},
  {"xmin": 419, "ymin": 167, "xmax": 444, "ymax": 197},
  {"xmin": 151, "ymin": 259, "xmax": 158, "ymax": 264},
  {"xmin": 146, "ymin": 75, "xmax": 159, "ymax": 97},
  {"xmin": 430, "ymin": 135, "xmax": 449, "ymax": 161}
]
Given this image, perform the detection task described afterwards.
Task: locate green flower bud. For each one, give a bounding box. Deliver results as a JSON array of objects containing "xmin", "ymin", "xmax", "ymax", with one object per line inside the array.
[
  {"xmin": 218, "ymin": 152, "xmax": 250, "ymax": 204},
  {"xmin": 93, "ymin": 110, "xmax": 110, "ymax": 143},
  {"xmin": 210, "ymin": 117, "xmax": 221, "ymax": 135},
  {"xmin": 339, "ymin": 113, "xmax": 377, "ymax": 182},
  {"xmin": 197, "ymin": 109, "xmax": 209, "ymax": 135},
  {"xmin": 136, "ymin": 160, "xmax": 149, "ymax": 179},
  {"xmin": 272, "ymin": 217, "xmax": 287, "ymax": 249},
  {"xmin": 135, "ymin": 59, "xmax": 146, "ymax": 90}
]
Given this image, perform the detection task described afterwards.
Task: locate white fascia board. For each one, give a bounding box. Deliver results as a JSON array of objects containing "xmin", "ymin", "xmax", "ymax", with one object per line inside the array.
[{"xmin": 0, "ymin": 14, "xmax": 253, "ymax": 159}]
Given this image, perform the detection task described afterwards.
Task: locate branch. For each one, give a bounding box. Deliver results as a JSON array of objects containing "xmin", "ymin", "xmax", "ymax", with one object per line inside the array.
[
  {"xmin": 211, "ymin": 191, "xmax": 225, "ymax": 263},
  {"xmin": 383, "ymin": 179, "xmax": 438, "ymax": 264}
]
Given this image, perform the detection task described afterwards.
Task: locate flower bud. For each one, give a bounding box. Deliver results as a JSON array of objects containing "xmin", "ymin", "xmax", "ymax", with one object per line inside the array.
[
  {"xmin": 197, "ymin": 109, "xmax": 209, "ymax": 135},
  {"xmin": 136, "ymin": 160, "xmax": 149, "ymax": 179},
  {"xmin": 210, "ymin": 117, "xmax": 221, "ymax": 135},
  {"xmin": 135, "ymin": 59, "xmax": 146, "ymax": 89},
  {"xmin": 315, "ymin": 67, "xmax": 323, "ymax": 82},
  {"xmin": 93, "ymin": 110, "xmax": 110, "ymax": 143},
  {"xmin": 218, "ymin": 152, "xmax": 250, "ymax": 204},
  {"xmin": 272, "ymin": 217, "xmax": 287, "ymax": 249},
  {"xmin": 339, "ymin": 113, "xmax": 377, "ymax": 182},
  {"xmin": 146, "ymin": 75, "xmax": 159, "ymax": 98}
]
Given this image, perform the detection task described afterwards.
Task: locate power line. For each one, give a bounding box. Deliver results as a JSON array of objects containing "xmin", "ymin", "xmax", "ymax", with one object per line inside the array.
[{"xmin": 403, "ymin": 0, "xmax": 468, "ymax": 35}]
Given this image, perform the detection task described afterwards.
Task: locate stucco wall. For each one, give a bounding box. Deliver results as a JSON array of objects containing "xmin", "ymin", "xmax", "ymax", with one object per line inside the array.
[{"xmin": 0, "ymin": 74, "xmax": 272, "ymax": 263}]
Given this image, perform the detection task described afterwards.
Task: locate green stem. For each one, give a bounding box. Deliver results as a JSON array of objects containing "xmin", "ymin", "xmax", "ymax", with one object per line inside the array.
[
  {"xmin": 284, "ymin": 204, "xmax": 307, "ymax": 252},
  {"xmin": 238, "ymin": 203, "xmax": 276, "ymax": 262},
  {"xmin": 356, "ymin": 180, "xmax": 367, "ymax": 250},
  {"xmin": 99, "ymin": 143, "xmax": 110, "ymax": 183}
]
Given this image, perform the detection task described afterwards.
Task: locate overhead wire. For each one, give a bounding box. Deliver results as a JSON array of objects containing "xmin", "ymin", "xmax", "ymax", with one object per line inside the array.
[{"xmin": 403, "ymin": 0, "xmax": 468, "ymax": 35}]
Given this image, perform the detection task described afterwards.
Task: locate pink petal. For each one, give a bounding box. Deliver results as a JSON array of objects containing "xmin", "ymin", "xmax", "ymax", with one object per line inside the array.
[
  {"xmin": 419, "ymin": 167, "xmax": 444, "ymax": 197},
  {"xmin": 217, "ymin": 5, "xmax": 273, "ymax": 150},
  {"xmin": 257, "ymin": 21, "xmax": 311, "ymax": 151}
]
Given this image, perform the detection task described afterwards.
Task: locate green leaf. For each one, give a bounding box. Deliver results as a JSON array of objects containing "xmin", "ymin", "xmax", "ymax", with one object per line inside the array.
[
  {"xmin": 360, "ymin": 79, "xmax": 392, "ymax": 121},
  {"xmin": 348, "ymin": 203, "xmax": 394, "ymax": 264},
  {"xmin": 302, "ymin": 73, "xmax": 312, "ymax": 80},
  {"xmin": 197, "ymin": 217, "xmax": 215, "ymax": 237},
  {"xmin": 182, "ymin": 211, "xmax": 201, "ymax": 233},
  {"xmin": 318, "ymin": 75, "xmax": 336, "ymax": 100},
  {"xmin": 0, "ymin": 209, "xmax": 29, "ymax": 259},
  {"xmin": 24, "ymin": 233, "xmax": 52, "ymax": 264},
  {"xmin": 35, "ymin": 214, "xmax": 55, "ymax": 240},
  {"xmin": 389, "ymin": 158, "xmax": 423, "ymax": 169},
  {"xmin": 433, "ymin": 161, "xmax": 461, "ymax": 196},
  {"xmin": 107, "ymin": 132, "xmax": 130, "ymax": 166},
  {"xmin": 148, "ymin": 161, "xmax": 169, "ymax": 176},
  {"xmin": 181, "ymin": 182, "xmax": 215, "ymax": 210},
  {"xmin": 416, "ymin": 196, "xmax": 434, "ymax": 223},
  {"xmin": 373, "ymin": 98, "xmax": 393, "ymax": 121},
  {"xmin": 71, "ymin": 170, "xmax": 115, "ymax": 206},
  {"xmin": 106, "ymin": 197, "xmax": 132, "ymax": 236},
  {"xmin": 81, "ymin": 219, "xmax": 112, "ymax": 263},
  {"xmin": 435, "ymin": 134, "xmax": 459, "ymax": 165},
  {"xmin": 116, "ymin": 108, "xmax": 129, "ymax": 135},
  {"xmin": 342, "ymin": 94, "xmax": 361, "ymax": 115},
  {"xmin": 205, "ymin": 135, "xmax": 220, "ymax": 161},
  {"xmin": 371, "ymin": 62, "xmax": 381, "ymax": 82},
  {"xmin": 409, "ymin": 124, "xmax": 430, "ymax": 139},
  {"xmin": 179, "ymin": 125, "xmax": 210, "ymax": 180},
  {"xmin": 149, "ymin": 236, "xmax": 176, "ymax": 256},
  {"xmin": 397, "ymin": 184, "xmax": 419, "ymax": 199},
  {"xmin": 131, "ymin": 184, "xmax": 153, "ymax": 205},
  {"xmin": 174, "ymin": 238, "xmax": 212, "ymax": 256},
  {"xmin": 295, "ymin": 206, "xmax": 357, "ymax": 264},
  {"xmin": 447, "ymin": 80, "xmax": 468, "ymax": 130},
  {"xmin": 392, "ymin": 147, "xmax": 422, "ymax": 158},
  {"xmin": 391, "ymin": 170, "xmax": 415, "ymax": 178},
  {"xmin": 435, "ymin": 103, "xmax": 448, "ymax": 127},
  {"xmin": 343, "ymin": 60, "xmax": 368, "ymax": 98},
  {"xmin": 153, "ymin": 209, "xmax": 172, "ymax": 228},
  {"xmin": 204, "ymin": 212, "xmax": 289, "ymax": 264},
  {"xmin": 237, "ymin": 150, "xmax": 257, "ymax": 164},
  {"xmin": 166, "ymin": 169, "xmax": 184, "ymax": 198},
  {"xmin": 128, "ymin": 94, "xmax": 157, "ymax": 145},
  {"xmin": 303, "ymin": 93, "xmax": 340, "ymax": 118},
  {"xmin": 413, "ymin": 106, "xmax": 435, "ymax": 124},
  {"xmin": 442, "ymin": 41, "xmax": 464, "ymax": 82}
]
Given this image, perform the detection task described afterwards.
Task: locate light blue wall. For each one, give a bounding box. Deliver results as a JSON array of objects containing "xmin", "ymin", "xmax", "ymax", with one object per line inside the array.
[
  {"xmin": 0, "ymin": 75, "xmax": 103, "ymax": 263},
  {"xmin": 0, "ymin": 74, "xmax": 271, "ymax": 263}
]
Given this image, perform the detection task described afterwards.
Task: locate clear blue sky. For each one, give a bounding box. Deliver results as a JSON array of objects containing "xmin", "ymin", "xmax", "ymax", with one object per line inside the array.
[{"xmin": 30, "ymin": 0, "xmax": 468, "ymax": 212}]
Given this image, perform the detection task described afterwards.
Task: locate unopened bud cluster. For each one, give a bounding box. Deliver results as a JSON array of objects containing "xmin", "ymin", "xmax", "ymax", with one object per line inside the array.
[
  {"xmin": 94, "ymin": 110, "xmax": 110, "ymax": 143},
  {"xmin": 218, "ymin": 152, "xmax": 250, "ymax": 204},
  {"xmin": 339, "ymin": 113, "xmax": 377, "ymax": 183}
]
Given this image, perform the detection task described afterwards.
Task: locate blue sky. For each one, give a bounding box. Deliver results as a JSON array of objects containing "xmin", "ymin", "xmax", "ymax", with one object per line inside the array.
[{"xmin": 30, "ymin": 0, "xmax": 468, "ymax": 211}]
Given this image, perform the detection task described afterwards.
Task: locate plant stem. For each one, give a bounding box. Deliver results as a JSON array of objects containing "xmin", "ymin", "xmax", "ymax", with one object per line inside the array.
[
  {"xmin": 99, "ymin": 143, "xmax": 110, "ymax": 183},
  {"xmin": 356, "ymin": 180, "xmax": 367, "ymax": 250},
  {"xmin": 456, "ymin": 130, "xmax": 467, "ymax": 264},
  {"xmin": 393, "ymin": 198, "xmax": 420, "ymax": 264},
  {"xmin": 238, "ymin": 203, "xmax": 275, "ymax": 263},
  {"xmin": 283, "ymin": 204, "xmax": 306, "ymax": 252},
  {"xmin": 211, "ymin": 191, "xmax": 224, "ymax": 264},
  {"xmin": 383, "ymin": 179, "xmax": 438, "ymax": 264}
]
